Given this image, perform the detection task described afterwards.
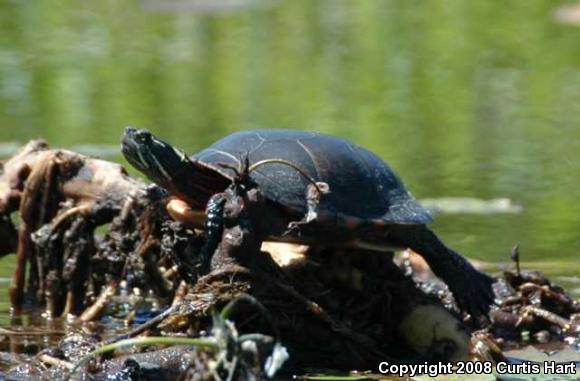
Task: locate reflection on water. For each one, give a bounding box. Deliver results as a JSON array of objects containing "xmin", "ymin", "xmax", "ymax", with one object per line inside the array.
[{"xmin": 0, "ymin": 1, "xmax": 579, "ymax": 281}]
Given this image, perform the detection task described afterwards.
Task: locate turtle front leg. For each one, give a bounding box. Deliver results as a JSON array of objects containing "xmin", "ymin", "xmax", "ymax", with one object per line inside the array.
[
  {"xmin": 394, "ymin": 225, "xmax": 495, "ymax": 323},
  {"xmin": 200, "ymin": 193, "xmax": 227, "ymax": 274}
]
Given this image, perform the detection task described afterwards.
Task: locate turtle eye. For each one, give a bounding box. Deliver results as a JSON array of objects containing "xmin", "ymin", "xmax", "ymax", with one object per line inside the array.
[{"xmin": 134, "ymin": 129, "xmax": 152, "ymax": 144}]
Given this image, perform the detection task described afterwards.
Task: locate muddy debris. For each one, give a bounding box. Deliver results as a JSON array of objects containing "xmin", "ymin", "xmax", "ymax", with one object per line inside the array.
[
  {"xmin": 0, "ymin": 140, "xmax": 578, "ymax": 379},
  {"xmin": 402, "ymin": 246, "xmax": 580, "ymax": 354},
  {"xmin": 490, "ymin": 267, "xmax": 580, "ymax": 348}
]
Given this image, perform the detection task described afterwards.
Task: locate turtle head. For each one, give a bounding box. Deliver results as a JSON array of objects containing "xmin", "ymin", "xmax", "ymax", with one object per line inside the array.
[{"xmin": 121, "ymin": 126, "xmax": 188, "ymax": 190}]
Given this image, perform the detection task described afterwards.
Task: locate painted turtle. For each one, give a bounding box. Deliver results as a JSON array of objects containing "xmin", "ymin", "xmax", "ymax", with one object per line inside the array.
[{"xmin": 122, "ymin": 127, "xmax": 495, "ymax": 318}]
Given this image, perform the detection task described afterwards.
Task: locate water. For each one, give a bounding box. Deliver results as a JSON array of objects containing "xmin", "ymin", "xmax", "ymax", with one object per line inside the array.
[{"xmin": 0, "ymin": 2, "xmax": 579, "ymax": 291}]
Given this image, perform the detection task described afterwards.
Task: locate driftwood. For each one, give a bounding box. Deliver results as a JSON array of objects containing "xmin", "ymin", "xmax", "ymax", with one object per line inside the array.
[{"xmin": 0, "ymin": 140, "xmax": 177, "ymax": 316}]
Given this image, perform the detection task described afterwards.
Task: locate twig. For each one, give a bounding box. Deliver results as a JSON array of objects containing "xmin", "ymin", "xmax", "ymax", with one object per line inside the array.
[
  {"xmin": 105, "ymin": 306, "xmax": 177, "ymax": 345},
  {"xmin": 78, "ymin": 281, "xmax": 118, "ymax": 323},
  {"xmin": 522, "ymin": 305, "xmax": 573, "ymax": 331},
  {"xmin": 38, "ymin": 354, "xmax": 74, "ymax": 370}
]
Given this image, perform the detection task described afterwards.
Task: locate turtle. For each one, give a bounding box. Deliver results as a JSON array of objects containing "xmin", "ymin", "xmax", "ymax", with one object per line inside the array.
[{"xmin": 121, "ymin": 127, "xmax": 495, "ymax": 319}]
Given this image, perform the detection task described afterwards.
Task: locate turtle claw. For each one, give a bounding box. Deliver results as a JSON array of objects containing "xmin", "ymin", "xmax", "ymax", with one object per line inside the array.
[
  {"xmin": 447, "ymin": 267, "xmax": 496, "ymax": 325},
  {"xmin": 403, "ymin": 227, "xmax": 497, "ymax": 325},
  {"xmin": 283, "ymin": 220, "xmax": 307, "ymax": 237}
]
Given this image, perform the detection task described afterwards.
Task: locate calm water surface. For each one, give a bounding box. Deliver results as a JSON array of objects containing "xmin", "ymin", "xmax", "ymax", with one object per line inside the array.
[{"xmin": 0, "ymin": 1, "xmax": 579, "ymax": 308}]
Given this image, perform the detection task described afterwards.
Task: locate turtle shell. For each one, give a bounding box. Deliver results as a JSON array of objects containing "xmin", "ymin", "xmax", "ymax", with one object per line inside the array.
[{"xmin": 194, "ymin": 129, "xmax": 431, "ymax": 225}]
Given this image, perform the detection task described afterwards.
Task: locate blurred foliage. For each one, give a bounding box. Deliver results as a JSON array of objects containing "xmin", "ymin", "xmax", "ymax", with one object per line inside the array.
[{"xmin": 0, "ymin": 0, "xmax": 580, "ymax": 269}]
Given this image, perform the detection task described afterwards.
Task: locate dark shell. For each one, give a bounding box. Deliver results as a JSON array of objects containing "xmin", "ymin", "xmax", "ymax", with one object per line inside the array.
[{"xmin": 194, "ymin": 129, "xmax": 431, "ymax": 224}]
